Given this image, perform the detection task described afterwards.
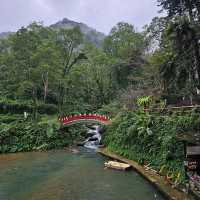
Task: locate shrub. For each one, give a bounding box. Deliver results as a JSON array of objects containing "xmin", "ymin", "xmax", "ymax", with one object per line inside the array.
[
  {"xmin": 104, "ymin": 111, "xmax": 200, "ymax": 183},
  {"xmin": 0, "ymin": 98, "xmax": 57, "ymax": 115},
  {"xmin": 38, "ymin": 104, "xmax": 58, "ymax": 115},
  {"xmin": 0, "ymin": 117, "xmax": 85, "ymax": 153}
]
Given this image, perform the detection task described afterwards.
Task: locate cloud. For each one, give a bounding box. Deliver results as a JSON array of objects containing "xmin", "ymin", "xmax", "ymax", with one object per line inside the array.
[{"xmin": 0, "ymin": 0, "xmax": 159, "ymax": 34}]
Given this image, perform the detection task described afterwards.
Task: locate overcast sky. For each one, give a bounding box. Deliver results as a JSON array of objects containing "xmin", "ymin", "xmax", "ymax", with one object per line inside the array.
[{"xmin": 0, "ymin": 0, "xmax": 160, "ymax": 34}]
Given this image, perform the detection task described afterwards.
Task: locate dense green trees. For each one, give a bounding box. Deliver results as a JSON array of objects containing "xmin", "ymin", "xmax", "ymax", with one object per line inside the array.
[
  {"xmin": 0, "ymin": 25, "xmax": 71, "ymax": 110},
  {"xmin": 145, "ymin": 0, "xmax": 200, "ymax": 104},
  {"xmin": 103, "ymin": 22, "xmax": 146, "ymax": 59},
  {"xmin": 158, "ymin": 0, "xmax": 200, "ymax": 20},
  {"xmin": 55, "ymin": 27, "xmax": 87, "ymax": 112},
  {"xmin": 1, "ymin": 3, "xmax": 200, "ymax": 188},
  {"xmin": 1, "ymin": 1, "xmax": 200, "ymax": 113},
  {"xmin": 0, "ymin": 21, "xmax": 150, "ymax": 115},
  {"xmin": 103, "ymin": 22, "xmax": 147, "ymax": 89}
]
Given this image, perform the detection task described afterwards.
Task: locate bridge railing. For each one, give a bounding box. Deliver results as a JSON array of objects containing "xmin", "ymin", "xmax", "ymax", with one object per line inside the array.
[{"xmin": 58, "ymin": 114, "xmax": 110, "ymax": 126}]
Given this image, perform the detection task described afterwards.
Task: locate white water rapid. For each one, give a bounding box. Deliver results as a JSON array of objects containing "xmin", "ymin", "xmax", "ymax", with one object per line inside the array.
[{"xmin": 84, "ymin": 125, "xmax": 102, "ymax": 149}]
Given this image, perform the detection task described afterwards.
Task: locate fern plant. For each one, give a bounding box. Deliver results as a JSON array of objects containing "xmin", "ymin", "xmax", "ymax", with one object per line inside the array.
[{"xmin": 137, "ymin": 96, "xmax": 153, "ymax": 110}]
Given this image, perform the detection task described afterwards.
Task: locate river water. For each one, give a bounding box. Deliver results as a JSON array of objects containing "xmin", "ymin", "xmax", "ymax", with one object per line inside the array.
[{"xmin": 0, "ymin": 149, "xmax": 165, "ymax": 200}]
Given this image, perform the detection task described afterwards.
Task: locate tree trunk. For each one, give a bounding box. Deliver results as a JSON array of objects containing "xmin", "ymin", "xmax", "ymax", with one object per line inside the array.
[
  {"xmin": 187, "ymin": 6, "xmax": 200, "ymax": 95},
  {"xmin": 32, "ymin": 87, "xmax": 38, "ymax": 120},
  {"xmin": 58, "ymin": 81, "xmax": 65, "ymax": 114},
  {"xmin": 42, "ymin": 72, "xmax": 48, "ymax": 103},
  {"xmin": 192, "ymin": 38, "xmax": 200, "ymax": 94}
]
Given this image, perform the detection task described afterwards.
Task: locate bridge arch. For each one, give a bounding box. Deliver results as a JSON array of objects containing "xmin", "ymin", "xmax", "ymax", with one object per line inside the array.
[{"xmin": 58, "ymin": 114, "xmax": 110, "ymax": 126}]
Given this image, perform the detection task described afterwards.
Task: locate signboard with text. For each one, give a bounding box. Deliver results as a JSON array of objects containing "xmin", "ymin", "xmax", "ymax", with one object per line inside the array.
[{"xmin": 186, "ymin": 145, "xmax": 200, "ymax": 175}]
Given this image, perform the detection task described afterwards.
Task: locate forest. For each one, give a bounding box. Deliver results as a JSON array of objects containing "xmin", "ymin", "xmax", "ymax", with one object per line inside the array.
[{"xmin": 0, "ymin": 0, "xmax": 200, "ymax": 187}]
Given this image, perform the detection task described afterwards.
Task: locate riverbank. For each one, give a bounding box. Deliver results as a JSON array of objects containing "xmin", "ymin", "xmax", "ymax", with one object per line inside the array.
[
  {"xmin": 0, "ymin": 114, "xmax": 87, "ymax": 153},
  {"xmin": 103, "ymin": 110, "xmax": 200, "ymax": 191},
  {"xmin": 98, "ymin": 148, "xmax": 195, "ymax": 200}
]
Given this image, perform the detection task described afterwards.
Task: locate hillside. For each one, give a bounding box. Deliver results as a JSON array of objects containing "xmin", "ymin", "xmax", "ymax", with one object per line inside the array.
[
  {"xmin": 0, "ymin": 18, "xmax": 105, "ymax": 47},
  {"xmin": 0, "ymin": 32, "xmax": 13, "ymax": 39},
  {"xmin": 51, "ymin": 18, "xmax": 105, "ymax": 47}
]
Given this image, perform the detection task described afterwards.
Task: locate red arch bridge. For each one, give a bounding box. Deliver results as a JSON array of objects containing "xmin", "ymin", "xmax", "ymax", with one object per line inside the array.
[{"xmin": 59, "ymin": 114, "xmax": 110, "ymax": 126}]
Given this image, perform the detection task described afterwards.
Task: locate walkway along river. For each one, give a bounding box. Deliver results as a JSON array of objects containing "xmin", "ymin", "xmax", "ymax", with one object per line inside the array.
[{"xmin": 0, "ymin": 149, "xmax": 165, "ymax": 200}]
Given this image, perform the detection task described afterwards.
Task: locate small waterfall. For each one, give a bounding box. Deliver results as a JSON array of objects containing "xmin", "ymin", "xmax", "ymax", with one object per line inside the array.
[{"xmin": 84, "ymin": 125, "xmax": 103, "ymax": 149}]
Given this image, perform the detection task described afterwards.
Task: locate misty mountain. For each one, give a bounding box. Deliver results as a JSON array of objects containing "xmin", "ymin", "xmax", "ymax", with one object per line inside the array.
[
  {"xmin": 0, "ymin": 18, "xmax": 106, "ymax": 47},
  {"xmin": 0, "ymin": 32, "xmax": 13, "ymax": 39},
  {"xmin": 51, "ymin": 18, "xmax": 106, "ymax": 47}
]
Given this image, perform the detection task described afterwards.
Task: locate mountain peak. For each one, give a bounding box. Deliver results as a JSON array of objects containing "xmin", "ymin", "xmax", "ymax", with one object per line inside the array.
[
  {"xmin": 61, "ymin": 18, "xmax": 77, "ymax": 24},
  {"xmin": 62, "ymin": 18, "xmax": 71, "ymax": 23},
  {"xmin": 0, "ymin": 18, "xmax": 106, "ymax": 47},
  {"xmin": 51, "ymin": 18, "xmax": 106, "ymax": 47}
]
